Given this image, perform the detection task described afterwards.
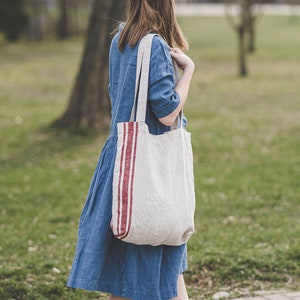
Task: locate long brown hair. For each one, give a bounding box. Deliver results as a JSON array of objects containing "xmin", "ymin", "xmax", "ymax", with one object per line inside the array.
[{"xmin": 118, "ymin": 0, "xmax": 188, "ymax": 51}]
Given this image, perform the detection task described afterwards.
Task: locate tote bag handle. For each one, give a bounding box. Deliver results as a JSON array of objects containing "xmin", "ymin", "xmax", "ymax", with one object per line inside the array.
[
  {"xmin": 129, "ymin": 34, "xmax": 154, "ymax": 122},
  {"xmin": 130, "ymin": 34, "xmax": 184, "ymax": 128}
]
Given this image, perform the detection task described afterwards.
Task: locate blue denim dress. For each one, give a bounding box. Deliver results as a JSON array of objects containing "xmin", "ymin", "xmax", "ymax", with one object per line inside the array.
[{"xmin": 67, "ymin": 27, "xmax": 188, "ymax": 300}]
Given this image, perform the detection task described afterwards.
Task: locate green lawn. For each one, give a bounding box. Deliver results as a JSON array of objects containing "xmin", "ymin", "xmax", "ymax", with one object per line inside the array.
[{"xmin": 0, "ymin": 16, "xmax": 299, "ymax": 299}]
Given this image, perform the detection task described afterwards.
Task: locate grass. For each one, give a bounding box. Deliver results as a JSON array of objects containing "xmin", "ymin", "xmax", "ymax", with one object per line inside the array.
[{"xmin": 0, "ymin": 16, "xmax": 299, "ymax": 299}]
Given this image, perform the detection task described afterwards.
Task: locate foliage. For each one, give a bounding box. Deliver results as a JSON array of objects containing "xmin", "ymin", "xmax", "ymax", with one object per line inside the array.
[
  {"xmin": 0, "ymin": 16, "xmax": 299, "ymax": 299},
  {"xmin": 0, "ymin": 0, "xmax": 29, "ymax": 41}
]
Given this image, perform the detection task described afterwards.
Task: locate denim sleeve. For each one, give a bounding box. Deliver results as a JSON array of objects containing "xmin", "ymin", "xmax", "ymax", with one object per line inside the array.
[{"xmin": 148, "ymin": 37, "xmax": 180, "ymax": 119}]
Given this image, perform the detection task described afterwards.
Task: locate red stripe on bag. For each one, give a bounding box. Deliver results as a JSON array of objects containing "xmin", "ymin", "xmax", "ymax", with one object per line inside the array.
[
  {"xmin": 115, "ymin": 122, "xmax": 139, "ymax": 239},
  {"xmin": 121, "ymin": 122, "xmax": 138, "ymax": 239},
  {"xmin": 120, "ymin": 122, "xmax": 134, "ymax": 236},
  {"xmin": 116, "ymin": 123, "xmax": 127, "ymax": 237},
  {"xmin": 116, "ymin": 122, "xmax": 135, "ymax": 238}
]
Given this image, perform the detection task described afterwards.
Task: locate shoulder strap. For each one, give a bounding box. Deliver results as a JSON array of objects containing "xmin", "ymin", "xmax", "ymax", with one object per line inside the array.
[
  {"xmin": 130, "ymin": 34, "xmax": 155, "ymax": 122},
  {"xmin": 130, "ymin": 34, "xmax": 184, "ymax": 128}
]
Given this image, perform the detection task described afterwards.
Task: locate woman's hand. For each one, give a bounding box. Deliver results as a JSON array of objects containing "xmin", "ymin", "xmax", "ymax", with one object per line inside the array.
[
  {"xmin": 158, "ymin": 48, "xmax": 195, "ymax": 127},
  {"xmin": 170, "ymin": 48, "xmax": 195, "ymax": 72}
]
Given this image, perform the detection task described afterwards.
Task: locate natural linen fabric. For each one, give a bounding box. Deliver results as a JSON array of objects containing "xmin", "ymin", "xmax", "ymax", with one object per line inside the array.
[
  {"xmin": 111, "ymin": 34, "xmax": 195, "ymax": 246},
  {"xmin": 67, "ymin": 25, "xmax": 188, "ymax": 300}
]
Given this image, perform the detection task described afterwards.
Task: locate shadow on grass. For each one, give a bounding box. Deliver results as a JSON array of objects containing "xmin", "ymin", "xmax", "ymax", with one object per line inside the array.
[
  {"xmin": 1, "ymin": 124, "xmax": 109, "ymax": 168},
  {"xmin": 185, "ymin": 253, "xmax": 300, "ymax": 296}
]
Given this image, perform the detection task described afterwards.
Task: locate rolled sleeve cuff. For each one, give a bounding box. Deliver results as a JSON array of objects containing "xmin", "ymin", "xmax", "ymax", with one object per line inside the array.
[{"xmin": 151, "ymin": 91, "xmax": 181, "ymax": 119}]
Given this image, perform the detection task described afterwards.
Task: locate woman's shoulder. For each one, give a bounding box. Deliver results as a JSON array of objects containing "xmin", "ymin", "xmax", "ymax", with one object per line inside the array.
[
  {"xmin": 110, "ymin": 25, "xmax": 124, "ymax": 59},
  {"xmin": 150, "ymin": 35, "xmax": 172, "ymax": 66},
  {"xmin": 110, "ymin": 28, "xmax": 171, "ymax": 62},
  {"xmin": 111, "ymin": 25, "xmax": 122, "ymax": 46},
  {"xmin": 151, "ymin": 34, "xmax": 170, "ymax": 52},
  {"xmin": 110, "ymin": 23, "xmax": 125, "ymax": 46}
]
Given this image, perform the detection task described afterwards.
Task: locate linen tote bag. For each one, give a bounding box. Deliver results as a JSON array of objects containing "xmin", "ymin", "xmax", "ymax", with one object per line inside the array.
[{"xmin": 111, "ymin": 34, "xmax": 196, "ymax": 246}]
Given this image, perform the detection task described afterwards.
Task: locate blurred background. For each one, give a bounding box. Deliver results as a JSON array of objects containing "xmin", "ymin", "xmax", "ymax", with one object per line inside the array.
[
  {"xmin": 0, "ymin": 0, "xmax": 93, "ymax": 41},
  {"xmin": 0, "ymin": 0, "xmax": 299, "ymax": 299},
  {"xmin": 1, "ymin": 0, "xmax": 299, "ymax": 42}
]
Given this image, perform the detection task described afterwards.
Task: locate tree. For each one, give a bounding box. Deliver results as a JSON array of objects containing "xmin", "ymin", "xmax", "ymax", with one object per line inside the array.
[
  {"xmin": 0, "ymin": 0, "xmax": 28, "ymax": 41},
  {"xmin": 225, "ymin": 0, "xmax": 259, "ymax": 76},
  {"xmin": 71, "ymin": 0, "xmax": 80, "ymax": 35},
  {"xmin": 28, "ymin": 0, "xmax": 45, "ymax": 41},
  {"xmin": 244, "ymin": 0, "xmax": 261, "ymax": 53},
  {"xmin": 57, "ymin": 0, "xmax": 70, "ymax": 39},
  {"xmin": 53, "ymin": 0, "xmax": 125, "ymax": 130}
]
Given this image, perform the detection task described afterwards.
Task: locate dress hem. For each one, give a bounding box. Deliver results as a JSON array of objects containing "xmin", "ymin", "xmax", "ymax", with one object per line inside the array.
[{"xmin": 66, "ymin": 280, "xmax": 178, "ymax": 300}]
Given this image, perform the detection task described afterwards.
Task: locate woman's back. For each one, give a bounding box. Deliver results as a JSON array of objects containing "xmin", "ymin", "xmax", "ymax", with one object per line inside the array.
[{"xmin": 108, "ymin": 27, "xmax": 181, "ymax": 136}]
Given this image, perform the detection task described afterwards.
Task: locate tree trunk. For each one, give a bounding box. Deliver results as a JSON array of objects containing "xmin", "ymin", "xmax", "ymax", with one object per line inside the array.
[
  {"xmin": 28, "ymin": 0, "xmax": 45, "ymax": 41},
  {"xmin": 238, "ymin": 25, "xmax": 247, "ymax": 77},
  {"xmin": 57, "ymin": 0, "xmax": 70, "ymax": 39},
  {"xmin": 245, "ymin": 0, "xmax": 255, "ymax": 54},
  {"xmin": 53, "ymin": 0, "xmax": 125, "ymax": 130},
  {"xmin": 238, "ymin": 0, "xmax": 249, "ymax": 76},
  {"xmin": 247, "ymin": 16, "xmax": 255, "ymax": 53},
  {"xmin": 72, "ymin": 0, "xmax": 79, "ymax": 35}
]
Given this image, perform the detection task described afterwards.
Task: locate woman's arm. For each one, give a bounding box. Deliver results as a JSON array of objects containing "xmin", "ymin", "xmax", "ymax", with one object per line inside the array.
[{"xmin": 159, "ymin": 48, "xmax": 195, "ymax": 127}]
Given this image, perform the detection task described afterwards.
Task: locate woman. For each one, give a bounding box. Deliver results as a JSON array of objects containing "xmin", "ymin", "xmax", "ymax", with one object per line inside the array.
[{"xmin": 67, "ymin": 0, "xmax": 195, "ymax": 299}]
